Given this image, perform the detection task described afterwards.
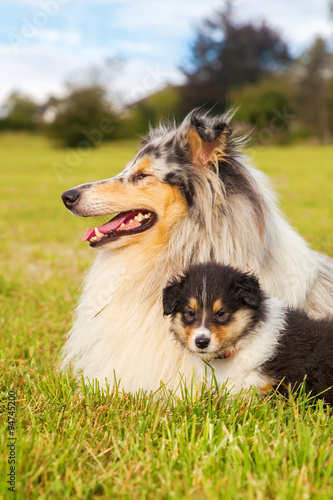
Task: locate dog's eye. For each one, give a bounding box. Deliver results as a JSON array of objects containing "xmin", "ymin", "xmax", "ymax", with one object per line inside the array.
[
  {"xmin": 134, "ymin": 173, "xmax": 150, "ymax": 181},
  {"xmin": 184, "ymin": 309, "xmax": 195, "ymax": 322},
  {"xmin": 216, "ymin": 310, "xmax": 225, "ymax": 319}
]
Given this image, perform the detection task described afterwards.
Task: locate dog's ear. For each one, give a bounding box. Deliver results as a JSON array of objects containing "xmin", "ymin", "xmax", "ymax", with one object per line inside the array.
[
  {"xmin": 163, "ymin": 275, "xmax": 186, "ymax": 316},
  {"xmin": 229, "ymin": 272, "xmax": 262, "ymax": 309},
  {"xmin": 181, "ymin": 112, "xmax": 232, "ymax": 167}
]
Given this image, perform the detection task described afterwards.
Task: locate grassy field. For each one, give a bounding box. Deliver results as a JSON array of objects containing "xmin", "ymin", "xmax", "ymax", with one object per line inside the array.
[{"xmin": 0, "ymin": 134, "xmax": 333, "ymax": 499}]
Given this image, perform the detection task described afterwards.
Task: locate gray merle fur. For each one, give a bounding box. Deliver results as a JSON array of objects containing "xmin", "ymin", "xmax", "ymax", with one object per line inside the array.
[{"xmin": 137, "ymin": 110, "xmax": 265, "ymax": 229}]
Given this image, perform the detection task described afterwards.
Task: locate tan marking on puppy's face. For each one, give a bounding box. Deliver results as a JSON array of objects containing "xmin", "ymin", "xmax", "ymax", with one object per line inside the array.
[
  {"xmin": 184, "ymin": 325, "xmax": 196, "ymax": 341},
  {"xmin": 170, "ymin": 301, "xmax": 254, "ymax": 358},
  {"xmin": 170, "ymin": 313, "xmax": 190, "ymax": 349},
  {"xmin": 169, "ymin": 306, "xmax": 206, "ymax": 352},
  {"xmin": 189, "ymin": 298, "xmax": 198, "ymax": 311},
  {"xmin": 212, "ymin": 299, "xmax": 223, "ymax": 314},
  {"xmin": 209, "ymin": 309, "xmax": 253, "ymax": 348}
]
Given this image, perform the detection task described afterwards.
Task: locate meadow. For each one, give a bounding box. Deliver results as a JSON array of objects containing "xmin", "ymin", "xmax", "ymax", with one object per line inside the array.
[{"xmin": 0, "ymin": 134, "xmax": 333, "ymax": 499}]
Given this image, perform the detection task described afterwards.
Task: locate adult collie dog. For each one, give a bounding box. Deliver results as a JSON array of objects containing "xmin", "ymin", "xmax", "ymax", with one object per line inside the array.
[{"xmin": 60, "ymin": 110, "xmax": 333, "ymax": 393}]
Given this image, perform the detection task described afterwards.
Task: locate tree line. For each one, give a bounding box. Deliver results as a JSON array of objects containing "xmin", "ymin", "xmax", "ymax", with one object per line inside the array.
[{"xmin": 1, "ymin": 2, "xmax": 333, "ymax": 147}]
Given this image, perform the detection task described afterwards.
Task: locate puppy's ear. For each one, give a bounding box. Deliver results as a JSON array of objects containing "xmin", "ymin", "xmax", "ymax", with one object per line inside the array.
[
  {"xmin": 230, "ymin": 272, "xmax": 262, "ymax": 309},
  {"xmin": 163, "ymin": 276, "xmax": 185, "ymax": 315}
]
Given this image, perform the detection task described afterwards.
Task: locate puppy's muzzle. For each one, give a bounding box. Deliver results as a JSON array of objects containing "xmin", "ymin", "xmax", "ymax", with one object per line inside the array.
[{"xmin": 195, "ymin": 335, "xmax": 210, "ymax": 349}]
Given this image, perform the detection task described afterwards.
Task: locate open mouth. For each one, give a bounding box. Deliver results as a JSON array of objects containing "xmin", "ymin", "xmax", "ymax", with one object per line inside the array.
[{"xmin": 82, "ymin": 210, "xmax": 157, "ymax": 247}]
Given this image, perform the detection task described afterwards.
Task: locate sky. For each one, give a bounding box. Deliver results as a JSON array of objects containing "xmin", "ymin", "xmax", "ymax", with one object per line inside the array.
[{"xmin": 0, "ymin": 0, "xmax": 332, "ymax": 106}]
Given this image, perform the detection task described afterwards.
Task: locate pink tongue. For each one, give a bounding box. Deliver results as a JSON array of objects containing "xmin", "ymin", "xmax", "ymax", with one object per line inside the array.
[
  {"xmin": 82, "ymin": 212, "xmax": 141, "ymax": 242},
  {"xmin": 82, "ymin": 228, "xmax": 96, "ymax": 242},
  {"xmin": 99, "ymin": 213, "xmax": 130, "ymax": 234}
]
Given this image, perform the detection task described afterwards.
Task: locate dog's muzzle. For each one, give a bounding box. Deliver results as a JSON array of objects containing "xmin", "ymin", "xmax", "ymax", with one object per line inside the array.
[{"xmin": 62, "ymin": 189, "xmax": 81, "ymax": 209}]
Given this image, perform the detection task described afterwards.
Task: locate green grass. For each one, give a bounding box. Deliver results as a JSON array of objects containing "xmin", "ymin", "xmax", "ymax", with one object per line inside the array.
[{"xmin": 0, "ymin": 134, "xmax": 333, "ymax": 499}]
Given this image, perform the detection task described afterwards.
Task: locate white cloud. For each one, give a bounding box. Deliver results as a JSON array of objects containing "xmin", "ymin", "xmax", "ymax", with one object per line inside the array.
[
  {"xmin": 0, "ymin": 43, "xmax": 184, "ymax": 106},
  {"xmin": 112, "ymin": 61, "xmax": 184, "ymax": 106},
  {"xmin": 0, "ymin": 44, "xmax": 106, "ymax": 103},
  {"xmin": 237, "ymin": 0, "xmax": 332, "ymax": 50},
  {"xmin": 109, "ymin": 0, "xmax": 219, "ymax": 35},
  {"xmin": 115, "ymin": 40, "xmax": 155, "ymax": 55},
  {"xmin": 0, "ymin": 0, "xmax": 332, "ymax": 107},
  {"xmin": 26, "ymin": 28, "xmax": 81, "ymax": 44}
]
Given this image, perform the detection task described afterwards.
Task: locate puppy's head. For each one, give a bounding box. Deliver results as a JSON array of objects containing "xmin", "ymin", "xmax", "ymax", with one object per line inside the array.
[{"xmin": 163, "ymin": 263, "xmax": 265, "ymax": 360}]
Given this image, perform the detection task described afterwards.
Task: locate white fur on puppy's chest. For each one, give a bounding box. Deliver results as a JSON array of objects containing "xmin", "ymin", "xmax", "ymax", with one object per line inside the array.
[{"xmin": 193, "ymin": 296, "xmax": 286, "ymax": 395}]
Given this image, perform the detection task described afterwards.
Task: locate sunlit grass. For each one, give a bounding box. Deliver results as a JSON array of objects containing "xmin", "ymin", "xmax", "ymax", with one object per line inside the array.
[{"xmin": 0, "ymin": 134, "xmax": 332, "ymax": 499}]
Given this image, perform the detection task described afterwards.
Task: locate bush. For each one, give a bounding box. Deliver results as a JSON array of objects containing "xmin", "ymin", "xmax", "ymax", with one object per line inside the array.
[
  {"xmin": 0, "ymin": 92, "xmax": 38, "ymax": 131},
  {"xmin": 46, "ymin": 85, "xmax": 118, "ymax": 148},
  {"xmin": 231, "ymin": 78, "xmax": 295, "ymax": 143}
]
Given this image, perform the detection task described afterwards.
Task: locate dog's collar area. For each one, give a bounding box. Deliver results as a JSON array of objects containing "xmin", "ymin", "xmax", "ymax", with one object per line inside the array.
[{"xmin": 215, "ymin": 351, "xmax": 233, "ymax": 360}]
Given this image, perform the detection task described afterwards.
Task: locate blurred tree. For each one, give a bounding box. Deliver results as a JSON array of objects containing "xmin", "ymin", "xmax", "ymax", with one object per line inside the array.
[
  {"xmin": 296, "ymin": 37, "xmax": 332, "ymax": 143},
  {"xmin": 65, "ymin": 57, "xmax": 124, "ymax": 107},
  {"xmin": 119, "ymin": 85, "xmax": 181, "ymax": 138},
  {"xmin": 0, "ymin": 92, "xmax": 37, "ymax": 131},
  {"xmin": 47, "ymin": 84, "xmax": 118, "ymax": 148},
  {"xmin": 179, "ymin": 2, "xmax": 291, "ymax": 114},
  {"xmin": 231, "ymin": 77, "xmax": 294, "ymax": 143}
]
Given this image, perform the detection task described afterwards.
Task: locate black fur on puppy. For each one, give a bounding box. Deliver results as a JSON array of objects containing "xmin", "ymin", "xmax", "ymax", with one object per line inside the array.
[{"xmin": 163, "ymin": 262, "xmax": 333, "ymax": 403}]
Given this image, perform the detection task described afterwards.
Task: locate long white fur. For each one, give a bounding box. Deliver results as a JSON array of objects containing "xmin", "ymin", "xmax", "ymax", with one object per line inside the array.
[{"xmin": 60, "ymin": 141, "xmax": 333, "ymax": 395}]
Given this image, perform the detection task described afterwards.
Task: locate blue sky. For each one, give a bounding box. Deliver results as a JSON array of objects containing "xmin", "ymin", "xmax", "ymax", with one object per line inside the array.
[{"xmin": 0, "ymin": 0, "xmax": 332, "ymax": 106}]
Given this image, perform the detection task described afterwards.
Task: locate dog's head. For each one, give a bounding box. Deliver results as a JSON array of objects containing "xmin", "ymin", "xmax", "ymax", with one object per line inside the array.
[
  {"xmin": 61, "ymin": 110, "xmax": 264, "ymax": 250},
  {"xmin": 163, "ymin": 263, "xmax": 266, "ymax": 360}
]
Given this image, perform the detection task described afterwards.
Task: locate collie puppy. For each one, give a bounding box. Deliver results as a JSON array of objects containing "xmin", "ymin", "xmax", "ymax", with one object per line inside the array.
[
  {"xmin": 60, "ymin": 110, "xmax": 333, "ymax": 393},
  {"xmin": 163, "ymin": 262, "xmax": 333, "ymax": 403}
]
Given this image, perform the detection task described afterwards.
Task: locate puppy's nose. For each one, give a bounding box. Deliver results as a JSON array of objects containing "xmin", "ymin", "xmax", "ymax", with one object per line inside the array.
[
  {"xmin": 62, "ymin": 189, "xmax": 81, "ymax": 209},
  {"xmin": 195, "ymin": 336, "xmax": 210, "ymax": 349}
]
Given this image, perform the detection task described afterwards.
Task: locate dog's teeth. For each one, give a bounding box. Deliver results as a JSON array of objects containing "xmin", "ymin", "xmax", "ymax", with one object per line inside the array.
[
  {"xmin": 90, "ymin": 236, "xmax": 98, "ymax": 242},
  {"xmin": 129, "ymin": 219, "xmax": 134, "ymax": 224},
  {"xmin": 95, "ymin": 228, "xmax": 104, "ymax": 238},
  {"xmin": 134, "ymin": 213, "xmax": 144, "ymax": 222},
  {"xmin": 120, "ymin": 223, "xmax": 126, "ymax": 228}
]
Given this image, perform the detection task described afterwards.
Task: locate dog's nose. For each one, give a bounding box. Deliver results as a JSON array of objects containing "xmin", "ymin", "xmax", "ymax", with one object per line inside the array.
[
  {"xmin": 62, "ymin": 189, "xmax": 81, "ymax": 208},
  {"xmin": 195, "ymin": 336, "xmax": 210, "ymax": 349}
]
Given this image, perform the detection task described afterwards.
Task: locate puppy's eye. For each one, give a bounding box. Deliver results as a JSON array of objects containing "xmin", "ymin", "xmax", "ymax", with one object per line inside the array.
[
  {"xmin": 184, "ymin": 309, "xmax": 195, "ymax": 322},
  {"xmin": 216, "ymin": 310, "xmax": 225, "ymax": 320}
]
